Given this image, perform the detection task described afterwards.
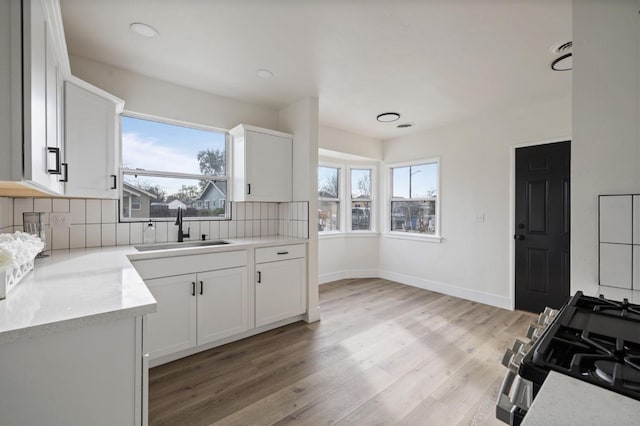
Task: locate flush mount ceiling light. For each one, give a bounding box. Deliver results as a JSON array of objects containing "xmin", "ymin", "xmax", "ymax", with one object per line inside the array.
[
  {"xmin": 376, "ymin": 112, "xmax": 400, "ymax": 122},
  {"xmin": 256, "ymin": 69, "xmax": 274, "ymax": 79},
  {"xmin": 550, "ymin": 40, "xmax": 572, "ymax": 71},
  {"xmin": 551, "ymin": 53, "xmax": 572, "ymax": 71},
  {"xmin": 130, "ymin": 22, "xmax": 159, "ymax": 38},
  {"xmin": 397, "ymin": 122, "xmax": 414, "ymax": 128}
]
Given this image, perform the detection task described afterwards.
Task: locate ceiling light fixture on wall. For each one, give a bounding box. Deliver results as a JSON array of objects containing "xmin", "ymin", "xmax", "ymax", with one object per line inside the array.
[
  {"xmin": 130, "ymin": 22, "xmax": 159, "ymax": 38},
  {"xmin": 397, "ymin": 122, "xmax": 414, "ymax": 128},
  {"xmin": 376, "ymin": 112, "xmax": 400, "ymax": 122},
  {"xmin": 256, "ymin": 69, "xmax": 274, "ymax": 79}
]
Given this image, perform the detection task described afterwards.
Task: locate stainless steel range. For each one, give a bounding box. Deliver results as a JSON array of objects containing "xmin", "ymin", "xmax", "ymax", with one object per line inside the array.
[{"xmin": 496, "ymin": 291, "xmax": 640, "ymax": 425}]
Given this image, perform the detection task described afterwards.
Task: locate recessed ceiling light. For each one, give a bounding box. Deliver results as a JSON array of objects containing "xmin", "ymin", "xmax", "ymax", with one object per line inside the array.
[
  {"xmin": 551, "ymin": 53, "xmax": 572, "ymax": 71},
  {"xmin": 256, "ymin": 69, "xmax": 274, "ymax": 79},
  {"xmin": 397, "ymin": 122, "xmax": 414, "ymax": 128},
  {"xmin": 130, "ymin": 22, "xmax": 159, "ymax": 38},
  {"xmin": 376, "ymin": 112, "xmax": 400, "ymax": 122}
]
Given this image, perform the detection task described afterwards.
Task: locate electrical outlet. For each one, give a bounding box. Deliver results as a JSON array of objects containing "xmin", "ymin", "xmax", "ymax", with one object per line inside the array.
[
  {"xmin": 50, "ymin": 212, "xmax": 70, "ymax": 229},
  {"xmin": 475, "ymin": 213, "xmax": 486, "ymax": 223}
]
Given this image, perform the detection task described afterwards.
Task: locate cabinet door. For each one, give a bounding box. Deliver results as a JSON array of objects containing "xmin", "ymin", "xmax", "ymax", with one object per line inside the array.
[
  {"xmin": 64, "ymin": 82, "xmax": 118, "ymax": 198},
  {"xmin": 145, "ymin": 274, "xmax": 197, "ymax": 360},
  {"xmin": 22, "ymin": 0, "xmax": 55, "ymax": 192},
  {"xmin": 244, "ymin": 131, "xmax": 292, "ymax": 201},
  {"xmin": 256, "ymin": 258, "xmax": 306, "ymax": 327},
  {"xmin": 44, "ymin": 26, "xmax": 64, "ymax": 194},
  {"xmin": 197, "ymin": 267, "xmax": 249, "ymax": 345}
]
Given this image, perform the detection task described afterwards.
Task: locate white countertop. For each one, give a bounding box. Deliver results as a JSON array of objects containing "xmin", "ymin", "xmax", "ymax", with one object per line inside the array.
[
  {"xmin": 522, "ymin": 371, "xmax": 640, "ymax": 425},
  {"xmin": 0, "ymin": 235, "xmax": 307, "ymax": 344}
]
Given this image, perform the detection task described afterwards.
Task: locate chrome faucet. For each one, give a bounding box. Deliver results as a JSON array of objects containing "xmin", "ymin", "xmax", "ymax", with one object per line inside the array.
[{"xmin": 175, "ymin": 207, "xmax": 190, "ymax": 242}]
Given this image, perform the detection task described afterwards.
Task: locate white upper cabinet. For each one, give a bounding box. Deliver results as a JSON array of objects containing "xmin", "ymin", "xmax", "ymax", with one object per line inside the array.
[
  {"xmin": 231, "ymin": 124, "xmax": 293, "ymax": 202},
  {"xmin": 64, "ymin": 79, "xmax": 122, "ymax": 199},
  {"xmin": 0, "ymin": 0, "xmax": 69, "ymax": 194}
]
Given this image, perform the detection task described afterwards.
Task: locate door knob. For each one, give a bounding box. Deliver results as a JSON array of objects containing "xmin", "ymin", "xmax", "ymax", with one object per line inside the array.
[{"xmin": 514, "ymin": 234, "xmax": 525, "ymax": 240}]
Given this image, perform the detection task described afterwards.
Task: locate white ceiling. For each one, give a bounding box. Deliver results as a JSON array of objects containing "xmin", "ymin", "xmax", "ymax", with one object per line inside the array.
[{"xmin": 60, "ymin": 0, "xmax": 572, "ymax": 140}]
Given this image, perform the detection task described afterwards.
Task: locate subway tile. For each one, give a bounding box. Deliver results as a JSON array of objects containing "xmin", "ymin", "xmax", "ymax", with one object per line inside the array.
[
  {"xmin": 51, "ymin": 228, "xmax": 70, "ymax": 250},
  {"xmin": 69, "ymin": 199, "xmax": 86, "ymax": 224},
  {"xmin": 69, "ymin": 225, "xmax": 86, "ymax": 249},
  {"xmin": 268, "ymin": 203, "xmax": 277, "ymax": 220},
  {"xmin": 116, "ymin": 223, "xmax": 130, "ymax": 246},
  {"xmin": 208, "ymin": 221, "xmax": 219, "ymax": 240},
  {"xmin": 297, "ymin": 202, "xmax": 304, "ymax": 222},
  {"xmin": 302, "ymin": 222, "xmax": 309, "ymax": 239},
  {"xmin": 298, "ymin": 221, "xmax": 304, "ymax": 239},
  {"xmin": 101, "ymin": 200, "xmax": 117, "ymax": 224},
  {"xmin": 101, "ymin": 224, "xmax": 116, "ymax": 247},
  {"xmin": 227, "ymin": 220, "xmax": 237, "ymax": 238},
  {"xmin": 253, "ymin": 220, "xmax": 261, "ymax": 237},
  {"xmin": 129, "ymin": 223, "xmax": 143, "ymax": 245},
  {"xmin": 246, "ymin": 203, "xmax": 254, "ymax": 220},
  {"xmin": 34, "ymin": 198, "xmax": 52, "ymax": 213},
  {"xmin": 236, "ymin": 202, "xmax": 245, "ymax": 220},
  {"xmin": 86, "ymin": 200, "xmax": 101, "ymax": 224},
  {"xmin": 52, "ymin": 198, "xmax": 69, "ymax": 213},
  {"xmin": 278, "ymin": 203, "xmax": 286, "ymax": 219},
  {"xmin": 289, "ymin": 203, "xmax": 296, "ymax": 221},
  {"xmin": 42, "ymin": 227, "xmax": 52, "ymax": 251},
  {"xmin": 0, "ymin": 198, "xmax": 13, "ymax": 229},
  {"xmin": 237, "ymin": 221, "xmax": 245, "ymax": 238},
  {"xmin": 219, "ymin": 221, "xmax": 229, "ymax": 239},
  {"xmin": 14, "ymin": 198, "xmax": 34, "ymax": 226},
  {"xmin": 168, "ymin": 224, "xmax": 178, "ymax": 243},
  {"xmin": 260, "ymin": 203, "xmax": 268, "ymax": 219},
  {"xmin": 268, "ymin": 220, "xmax": 277, "ymax": 236},
  {"xmin": 155, "ymin": 222, "xmax": 168, "ymax": 243},
  {"xmin": 302, "ymin": 202, "xmax": 309, "ymax": 221},
  {"xmin": 187, "ymin": 221, "xmax": 200, "ymax": 241},
  {"xmin": 86, "ymin": 224, "xmax": 101, "ymax": 248},
  {"xmin": 261, "ymin": 219, "xmax": 268, "ymax": 236}
]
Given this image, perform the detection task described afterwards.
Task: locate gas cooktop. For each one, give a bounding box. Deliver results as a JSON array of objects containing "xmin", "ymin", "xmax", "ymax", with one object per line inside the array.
[{"xmin": 520, "ymin": 292, "xmax": 640, "ymax": 401}]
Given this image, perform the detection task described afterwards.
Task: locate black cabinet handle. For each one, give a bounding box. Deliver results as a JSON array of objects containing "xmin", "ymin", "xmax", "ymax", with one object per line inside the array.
[
  {"xmin": 191, "ymin": 282, "xmax": 196, "ymax": 296},
  {"xmin": 200, "ymin": 281, "xmax": 204, "ymax": 295},
  {"xmin": 47, "ymin": 147, "xmax": 61, "ymax": 174},
  {"xmin": 59, "ymin": 163, "xmax": 68, "ymax": 182},
  {"xmin": 111, "ymin": 174, "xmax": 117, "ymax": 190},
  {"xmin": 247, "ymin": 184, "xmax": 251, "ymax": 195},
  {"xmin": 277, "ymin": 251, "xmax": 289, "ymax": 255},
  {"xmin": 514, "ymin": 234, "xmax": 525, "ymax": 241},
  {"xmin": 257, "ymin": 271, "xmax": 261, "ymax": 283}
]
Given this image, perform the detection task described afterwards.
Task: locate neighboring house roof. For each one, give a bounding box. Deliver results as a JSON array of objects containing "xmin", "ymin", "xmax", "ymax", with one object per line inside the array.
[
  {"xmin": 196, "ymin": 181, "xmax": 226, "ymax": 201},
  {"xmin": 123, "ymin": 182, "xmax": 155, "ymax": 198},
  {"xmin": 167, "ymin": 199, "xmax": 187, "ymax": 209}
]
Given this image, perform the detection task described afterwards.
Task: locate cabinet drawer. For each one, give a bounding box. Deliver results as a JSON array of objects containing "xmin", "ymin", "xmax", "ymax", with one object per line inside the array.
[
  {"xmin": 255, "ymin": 244, "xmax": 305, "ymax": 264},
  {"xmin": 132, "ymin": 250, "xmax": 247, "ymax": 280}
]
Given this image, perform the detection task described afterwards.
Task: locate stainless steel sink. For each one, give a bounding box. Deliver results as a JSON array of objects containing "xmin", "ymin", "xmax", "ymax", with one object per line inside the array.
[{"xmin": 135, "ymin": 240, "xmax": 231, "ymax": 252}]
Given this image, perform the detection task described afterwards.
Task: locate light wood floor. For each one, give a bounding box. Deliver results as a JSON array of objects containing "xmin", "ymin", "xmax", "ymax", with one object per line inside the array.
[{"xmin": 149, "ymin": 278, "xmax": 534, "ymax": 426}]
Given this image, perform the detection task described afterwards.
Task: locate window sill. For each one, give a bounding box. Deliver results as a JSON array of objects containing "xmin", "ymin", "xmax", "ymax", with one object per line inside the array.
[
  {"xmin": 318, "ymin": 231, "xmax": 380, "ymax": 239},
  {"xmin": 318, "ymin": 232, "xmax": 346, "ymax": 239},
  {"xmin": 382, "ymin": 232, "xmax": 442, "ymax": 243}
]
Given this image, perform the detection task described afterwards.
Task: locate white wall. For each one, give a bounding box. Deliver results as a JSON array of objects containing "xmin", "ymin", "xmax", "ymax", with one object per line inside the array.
[
  {"xmin": 319, "ymin": 125, "xmax": 383, "ymax": 160},
  {"xmin": 277, "ymin": 97, "xmax": 320, "ymax": 322},
  {"xmin": 380, "ymin": 97, "xmax": 571, "ymax": 308},
  {"xmin": 571, "ymin": 0, "xmax": 640, "ymax": 296},
  {"xmin": 69, "ymin": 55, "xmax": 278, "ymax": 130}
]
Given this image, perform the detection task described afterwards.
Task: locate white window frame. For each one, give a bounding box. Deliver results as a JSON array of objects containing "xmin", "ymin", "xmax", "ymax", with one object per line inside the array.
[
  {"xmin": 119, "ymin": 111, "xmax": 230, "ymax": 222},
  {"xmin": 318, "ymin": 163, "xmax": 343, "ymax": 234},
  {"xmin": 347, "ymin": 164, "xmax": 377, "ymax": 233},
  {"xmin": 384, "ymin": 158, "xmax": 441, "ymax": 242}
]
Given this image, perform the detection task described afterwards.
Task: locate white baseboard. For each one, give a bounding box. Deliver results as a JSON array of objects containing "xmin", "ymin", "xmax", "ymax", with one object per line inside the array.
[
  {"xmin": 378, "ymin": 270, "xmax": 512, "ymax": 310},
  {"xmin": 319, "ymin": 269, "xmax": 380, "ymax": 285}
]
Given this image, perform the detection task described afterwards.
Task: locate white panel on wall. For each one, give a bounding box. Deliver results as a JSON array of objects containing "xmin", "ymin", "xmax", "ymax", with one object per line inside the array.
[
  {"xmin": 634, "ymin": 246, "xmax": 640, "ymax": 291},
  {"xmin": 70, "ymin": 199, "xmax": 86, "ymax": 224},
  {"xmin": 599, "ymin": 195, "xmax": 632, "ymax": 244},
  {"xmin": 86, "ymin": 200, "xmax": 102, "ymax": 224},
  {"xmin": 634, "ymin": 195, "xmax": 640, "ymax": 245},
  {"xmin": 600, "ymin": 243, "xmax": 632, "ymax": 289}
]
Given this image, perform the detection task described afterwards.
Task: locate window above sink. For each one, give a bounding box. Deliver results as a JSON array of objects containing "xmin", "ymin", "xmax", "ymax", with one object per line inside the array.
[{"xmin": 120, "ymin": 114, "xmax": 229, "ymax": 222}]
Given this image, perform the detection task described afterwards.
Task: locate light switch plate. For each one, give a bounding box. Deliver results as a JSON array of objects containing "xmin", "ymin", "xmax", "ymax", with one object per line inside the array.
[
  {"xmin": 475, "ymin": 213, "xmax": 485, "ymax": 223},
  {"xmin": 50, "ymin": 212, "xmax": 70, "ymax": 229}
]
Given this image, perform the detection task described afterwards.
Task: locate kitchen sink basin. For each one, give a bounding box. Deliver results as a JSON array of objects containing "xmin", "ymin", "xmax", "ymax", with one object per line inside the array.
[{"xmin": 135, "ymin": 240, "xmax": 231, "ymax": 252}]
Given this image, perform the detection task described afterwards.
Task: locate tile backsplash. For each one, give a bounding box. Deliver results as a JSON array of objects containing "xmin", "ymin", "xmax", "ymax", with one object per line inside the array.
[{"xmin": 0, "ymin": 197, "xmax": 309, "ymax": 250}]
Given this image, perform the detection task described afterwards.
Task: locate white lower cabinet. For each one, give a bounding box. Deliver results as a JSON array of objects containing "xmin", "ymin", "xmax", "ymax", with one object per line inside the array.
[
  {"xmin": 145, "ymin": 267, "xmax": 249, "ymax": 360},
  {"xmin": 145, "ymin": 273, "xmax": 197, "ymax": 359},
  {"xmin": 197, "ymin": 267, "xmax": 249, "ymax": 345},
  {"xmin": 255, "ymin": 245, "xmax": 306, "ymax": 327}
]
